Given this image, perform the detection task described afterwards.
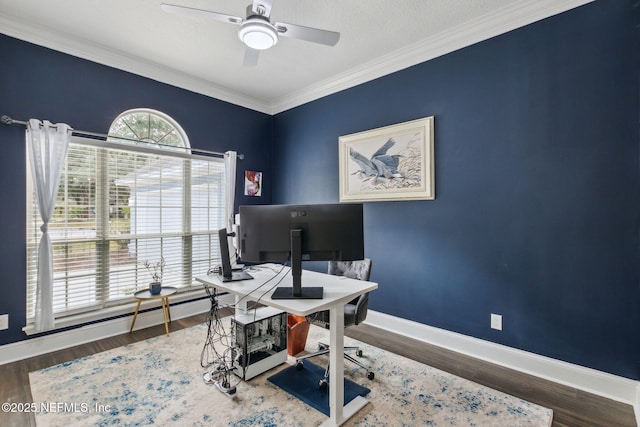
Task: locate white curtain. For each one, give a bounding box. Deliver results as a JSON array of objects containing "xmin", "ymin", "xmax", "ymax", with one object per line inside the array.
[
  {"xmin": 27, "ymin": 119, "xmax": 72, "ymax": 331},
  {"xmin": 224, "ymin": 150, "xmax": 238, "ymax": 265}
]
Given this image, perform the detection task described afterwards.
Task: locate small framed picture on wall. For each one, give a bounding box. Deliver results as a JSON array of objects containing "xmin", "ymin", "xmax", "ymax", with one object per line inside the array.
[{"xmin": 244, "ymin": 170, "xmax": 262, "ymax": 197}]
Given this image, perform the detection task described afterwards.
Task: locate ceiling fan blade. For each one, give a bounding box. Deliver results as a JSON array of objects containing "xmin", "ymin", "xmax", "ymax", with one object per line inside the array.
[
  {"xmin": 275, "ymin": 21, "xmax": 340, "ymax": 46},
  {"xmin": 251, "ymin": 0, "xmax": 273, "ymax": 18},
  {"xmin": 243, "ymin": 48, "xmax": 260, "ymax": 66},
  {"xmin": 161, "ymin": 3, "xmax": 243, "ymax": 25}
]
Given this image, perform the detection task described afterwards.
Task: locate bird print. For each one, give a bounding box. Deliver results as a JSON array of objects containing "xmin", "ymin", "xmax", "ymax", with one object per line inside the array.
[{"xmin": 349, "ymin": 138, "xmax": 403, "ymax": 183}]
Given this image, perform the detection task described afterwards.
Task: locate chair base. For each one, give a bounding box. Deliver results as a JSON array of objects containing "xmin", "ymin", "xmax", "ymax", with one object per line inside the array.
[{"xmin": 295, "ymin": 342, "xmax": 375, "ymax": 389}]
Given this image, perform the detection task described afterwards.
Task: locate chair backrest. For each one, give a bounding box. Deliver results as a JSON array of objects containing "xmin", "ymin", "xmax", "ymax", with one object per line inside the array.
[
  {"xmin": 327, "ymin": 259, "xmax": 372, "ymax": 281},
  {"xmin": 328, "ymin": 259, "xmax": 372, "ymax": 326}
]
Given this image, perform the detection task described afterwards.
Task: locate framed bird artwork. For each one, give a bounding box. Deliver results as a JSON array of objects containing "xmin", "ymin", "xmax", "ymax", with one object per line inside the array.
[{"xmin": 339, "ymin": 116, "xmax": 434, "ymax": 202}]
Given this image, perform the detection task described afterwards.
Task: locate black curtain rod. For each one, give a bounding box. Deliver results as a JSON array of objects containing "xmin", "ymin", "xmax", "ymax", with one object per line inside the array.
[{"xmin": 1, "ymin": 115, "xmax": 244, "ymax": 160}]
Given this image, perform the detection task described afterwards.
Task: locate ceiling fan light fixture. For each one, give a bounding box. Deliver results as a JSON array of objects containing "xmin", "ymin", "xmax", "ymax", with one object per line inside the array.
[{"xmin": 239, "ymin": 20, "xmax": 278, "ymax": 50}]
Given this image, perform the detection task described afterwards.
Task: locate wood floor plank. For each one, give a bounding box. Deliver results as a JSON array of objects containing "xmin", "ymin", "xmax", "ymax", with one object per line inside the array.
[
  {"xmin": 346, "ymin": 323, "xmax": 636, "ymax": 427},
  {"xmin": 0, "ymin": 312, "xmax": 636, "ymax": 427}
]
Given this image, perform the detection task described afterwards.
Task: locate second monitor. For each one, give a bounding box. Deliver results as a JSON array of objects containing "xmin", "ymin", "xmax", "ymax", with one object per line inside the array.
[{"xmin": 238, "ymin": 203, "xmax": 364, "ymax": 299}]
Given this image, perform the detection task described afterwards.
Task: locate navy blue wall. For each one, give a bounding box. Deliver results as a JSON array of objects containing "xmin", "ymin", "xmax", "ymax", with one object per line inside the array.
[
  {"xmin": 0, "ymin": 34, "xmax": 272, "ymax": 345},
  {"xmin": 1, "ymin": 0, "xmax": 638, "ymax": 381},
  {"xmin": 272, "ymin": 1, "xmax": 640, "ymax": 380}
]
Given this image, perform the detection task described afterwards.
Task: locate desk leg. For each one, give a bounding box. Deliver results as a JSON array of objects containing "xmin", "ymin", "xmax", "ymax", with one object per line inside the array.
[
  {"xmin": 161, "ymin": 297, "xmax": 170, "ymax": 336},
  {"xmin": 129, "ymin": 300, "xmax": 142, "ymax": 334},
  {"xmin": 235, "ymin": 295, "xmax": 248, "ymax": 314},
  {"xmin": 328, "ymin": 306, "xmax": 345, "ymax": 425},
  {"xmin": 321, "ymin": 305, "xmax": 369, "ymax": 427}
]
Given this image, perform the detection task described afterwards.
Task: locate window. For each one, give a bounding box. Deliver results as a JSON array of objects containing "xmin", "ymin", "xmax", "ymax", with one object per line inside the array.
[
  {"xmin": 108, "ymin": 109, "xmax": 187, "ymax": 149},
  {"xmin": 26, "ymin": 109, "xmax": 225, "ymax": 324}
]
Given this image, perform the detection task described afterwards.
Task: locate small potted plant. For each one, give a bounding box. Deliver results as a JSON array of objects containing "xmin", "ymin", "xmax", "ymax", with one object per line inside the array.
[{"xmin": 144, "ymin": 258, "xmax": 165, "ymax": 295}]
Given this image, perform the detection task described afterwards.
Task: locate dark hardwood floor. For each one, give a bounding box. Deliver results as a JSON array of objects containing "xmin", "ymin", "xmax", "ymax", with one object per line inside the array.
[
  {"xmin": 1, "ymin": 312, "xmax": 636, "ymax": 427},
  {"xmin": 347, "ymin": 324, "xmax": 636, "ymax": 427}
]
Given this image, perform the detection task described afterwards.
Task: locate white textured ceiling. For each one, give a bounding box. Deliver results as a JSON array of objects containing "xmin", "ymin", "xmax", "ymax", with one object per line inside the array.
[{"xmin": 0, "ymin": 0, "xmax": 591, "ymax": 114}]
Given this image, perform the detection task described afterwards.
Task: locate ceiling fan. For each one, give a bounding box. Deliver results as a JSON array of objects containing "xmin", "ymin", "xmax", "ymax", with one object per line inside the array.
[{"xmin": 160, "ymin": 0, "xmax": 340, "ymax": 66}]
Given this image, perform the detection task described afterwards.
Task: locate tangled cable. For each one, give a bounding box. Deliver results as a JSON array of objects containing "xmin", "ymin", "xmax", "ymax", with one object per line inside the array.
[{"xmin": 200, "ymin": 285, "xmax": 238, "ymax": 395}]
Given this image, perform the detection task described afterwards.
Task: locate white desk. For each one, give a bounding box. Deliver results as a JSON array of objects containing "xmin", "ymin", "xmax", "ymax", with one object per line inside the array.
[{"xmin": 196, "ymin": 263, "xmax": 378, "ymax": 427}]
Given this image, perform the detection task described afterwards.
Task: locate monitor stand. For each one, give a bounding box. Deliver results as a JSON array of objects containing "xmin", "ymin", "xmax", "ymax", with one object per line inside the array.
[
  {"xmin": 270, "ymin": 229, "xmax": 323, "ymax": 300},
  {"xmin": 271, "ymin": 286, "xmax": 323, "ymax": 299}
]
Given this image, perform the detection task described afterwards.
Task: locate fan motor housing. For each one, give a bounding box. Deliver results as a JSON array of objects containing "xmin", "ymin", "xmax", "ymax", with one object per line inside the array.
[{"xmin": 238, "ymin": 17, "xmax": 278, "ymax": 50}]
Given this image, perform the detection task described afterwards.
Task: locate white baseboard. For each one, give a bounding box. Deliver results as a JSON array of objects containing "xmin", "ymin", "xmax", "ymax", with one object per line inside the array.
[
  {"xmin": 636, "ymin": 382, "xmax": 640, "ymax": 427},
  {"xmin": 365, "ymin": 310, "xmax": 639, "ymax": 424},
  {"xmin": 2, "ymin": 303, "xmax": 637, "ymax": 424},
  {"xmin": 0, "ymin": 295, "xmax": 233, "ymax": 366}
]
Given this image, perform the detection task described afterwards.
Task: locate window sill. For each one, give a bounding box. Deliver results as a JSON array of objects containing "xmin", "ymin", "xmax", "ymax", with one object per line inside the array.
[{"xmin": 22, "ymin": 287, "xmax": 211, "ymax": 336}]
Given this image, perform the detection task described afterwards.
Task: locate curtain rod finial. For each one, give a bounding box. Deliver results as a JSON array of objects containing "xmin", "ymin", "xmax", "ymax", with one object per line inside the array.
[{"xmin": 1, "ymin": 115, "xmax": 13, "ymax": 125}]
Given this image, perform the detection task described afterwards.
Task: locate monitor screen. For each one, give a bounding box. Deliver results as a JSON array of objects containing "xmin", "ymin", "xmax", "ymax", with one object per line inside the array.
[{"xmin": 238, "ymin": 203, "xmax": 364, "ymax": 299}]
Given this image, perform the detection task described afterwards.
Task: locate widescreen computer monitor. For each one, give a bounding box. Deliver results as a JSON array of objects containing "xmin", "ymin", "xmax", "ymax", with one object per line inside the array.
[{"xmin": 238, "ymin": 203, "xmax": 364, "ymax": 299}]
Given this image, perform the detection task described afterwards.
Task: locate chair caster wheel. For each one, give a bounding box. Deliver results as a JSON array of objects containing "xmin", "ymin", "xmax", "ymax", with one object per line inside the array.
[
  {"xmin": 295, "ymin": 361, "xmax": 304, "ymax": 370},
  {"xmin": 356, "ymin": 349, "xmax": 363, "ymax": 357},
  {"xmin": 367, "ymin": 371, "xmax": 375, "ymax": 380},
  {"xmin": 319, "ymin": 380, "xmax": 328, "ymax": 390}
]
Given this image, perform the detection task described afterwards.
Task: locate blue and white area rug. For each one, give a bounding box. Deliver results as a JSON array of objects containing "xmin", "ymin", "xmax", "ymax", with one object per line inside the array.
[{"xmin": 30, "ymin": 321, "xmax": 553, "ymax": 426}]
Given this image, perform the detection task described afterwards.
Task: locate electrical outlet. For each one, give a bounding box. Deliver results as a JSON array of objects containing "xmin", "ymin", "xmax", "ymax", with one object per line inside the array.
[
  {"xmin": 491, "ymin": 313, "xmax": 502, "ymax": 331},
  {"xmin": 0, "ymin": 314, "xmax": 8, "ymax": 330}
]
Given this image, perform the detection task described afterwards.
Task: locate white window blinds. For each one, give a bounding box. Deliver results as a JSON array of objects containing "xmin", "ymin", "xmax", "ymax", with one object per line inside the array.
[{"xmin": 26, "ymin": 136, "xmax": 226, "ymax": 321}]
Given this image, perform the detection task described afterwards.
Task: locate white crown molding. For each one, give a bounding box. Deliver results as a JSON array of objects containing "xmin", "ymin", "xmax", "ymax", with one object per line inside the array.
[
  {"xmin": 269, "ymin": 0, "xmax": 594, "ymax": 114},
  {"xmin": 365, "ymin": 310, "xmax": 640, "ymax": 421},
  {"xmin": 0, "ymin": 14, "xmax": 272, "ymax": 115},
  {"xmin": 0, "ymin": 0, "xmax": 594, "ymax": 116}
]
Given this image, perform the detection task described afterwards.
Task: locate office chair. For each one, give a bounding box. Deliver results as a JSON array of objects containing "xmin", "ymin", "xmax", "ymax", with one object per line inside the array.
[{"xmin": 295, "ymin": 259, "xmax": 375, "ymax": 390}]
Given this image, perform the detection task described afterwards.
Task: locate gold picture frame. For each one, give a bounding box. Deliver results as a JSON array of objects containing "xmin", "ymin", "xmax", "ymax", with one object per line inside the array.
[{"xmin": 339, "ymin": 116, "xmax": 434, "ymax": 202}]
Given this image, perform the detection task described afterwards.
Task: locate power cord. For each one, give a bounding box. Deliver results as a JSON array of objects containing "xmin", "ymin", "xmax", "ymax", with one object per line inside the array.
[
  {"xmin": 200, "ymin": 263, "xmax": 289, "ymax": 393},
  {"xmin": 200, "ymin": 285, "xmax": 237, "ymax": 397}
]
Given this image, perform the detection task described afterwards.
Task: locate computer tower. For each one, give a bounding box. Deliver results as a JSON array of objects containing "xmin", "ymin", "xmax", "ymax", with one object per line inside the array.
[{"xmin": 231, "ymin": 306, "xmax": 287, "ymax": 380}]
